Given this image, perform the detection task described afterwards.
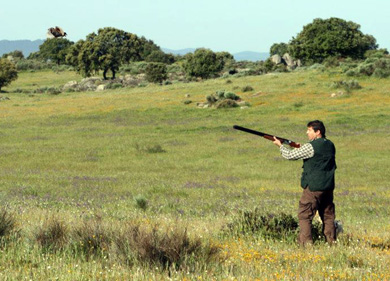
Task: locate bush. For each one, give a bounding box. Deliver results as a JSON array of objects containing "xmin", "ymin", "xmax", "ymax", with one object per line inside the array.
[
  {"xmin": 224, "ymin": 209, "xmax": 324, "ymax": 243},
  {"xmin": 120, "ymin": 62, "xmax": 149, "ymax": 75},
  {"xmin": 145, "ymin": 63, "xmax": 168, "ymax": 84},
  {"xmin": 16, "ymin": 59, "xmax": 54, "ymax": 71},
  {"xmin": 215, "ymin": 99, "xmax": 238, "ymax": 109},
  {"xmin": 0, "ymin": 59, "xmax": 18, "ymax": 91},
  {"xmin": 134, "ymin": 194, "xmax": 148, "ymax": 210},
  {"xmin": 323, "ymin": 56, "xmax": 341, "ymax": 67},
  {"xmin": 46, "ymin": 87, "xmax": 62, "ymax": 95},
  {"xmin": 206, "ymin": 95, "xmax": 218, "ymax": 105},
  {"xmin": 183, "ymin": 48, "xmax": 224, "ymax": 79},
  {"xmin": 223, "ymin": 91, "xmax": 240, "ymax": 100},
  {"xmin": 204, "ymin": 90, "xmax": 241, "ymax": 108},
  {"xmin": 135, "ymin": 143, "xmax": 166, "ymax": 153},
  {"xmin": 114, "ymin": 224, "xmax": 220, "ymax": 270},
  {"xmin": 0, "ymin": 209, "xmax": 17, "ymax": 238},
  {"xmin": 241, "ymin": 85, "xmax": 254, "ymax": 92},
  {"xmin": 36, "ymin": 218, "xmax": 68, "ymax": 252},
  {"xmin": 73, "ymin": 220, "xmax": 112, "ymax": 259},
  {"xmin": 331, "ymin": 80, "xmax": 362, "ymax": 92},
  {"xmin": 344, "ymin": 57, "xmax": 390, "ymax": 78},
  {"xmin": 105, "ymin": 83, "xmax": 123, "ymax": 90}
]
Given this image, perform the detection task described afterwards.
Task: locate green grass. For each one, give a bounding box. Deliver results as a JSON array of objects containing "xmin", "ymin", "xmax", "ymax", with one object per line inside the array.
[{"xmin": 0, "ymin": 68, "xmax": 390, "ymax": 280}]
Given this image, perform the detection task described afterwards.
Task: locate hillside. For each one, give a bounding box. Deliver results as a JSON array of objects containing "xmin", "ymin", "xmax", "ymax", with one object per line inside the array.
[
  {"xmin": 0, "ymin": 69, "xmax": 389, "ymax": 279},
  {"xmin": 0, "ymin": 39, "xmax": 44, "ymax": 56},
  {"xmin": 162, "ymin": 47, "xmax": 269, "ymax": 61},
  {"xmin": 0, "ymin": 40, "xmax": 268, "ymax": 61}
]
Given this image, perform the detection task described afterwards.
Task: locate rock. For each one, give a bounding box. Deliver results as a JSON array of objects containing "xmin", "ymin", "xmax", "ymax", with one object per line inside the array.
[
  {"xmin": 96, "ymin": 84, "xmax": 106, "ymax": 92},
  {"xmin": 0, "ymin": 96, "xmax": 10, "ymax": 101},
  {"xmin": 282, "ymin": 53, "xmax": 295, "ymax": 67},
  {"xmin": 185, "ymin": 94, "xmax": 190, "ymax": 98},
  {"xmin": 63, "ymin": 81, "xmax": 78, "ymax": 91},
  {"xmin": 271, "ymin": 54, "xmax": 282, "ymax": 64},
  {"xmin": 331, "ymin": 91, "xmax": 344, "ymax": 97},
  {"xmin": 252, "ymin": 91, "xmax": 263, "ymax": 96},
  {"xmin": 78, "ymin": 77, "xmax": 101, "ymax": 91}
]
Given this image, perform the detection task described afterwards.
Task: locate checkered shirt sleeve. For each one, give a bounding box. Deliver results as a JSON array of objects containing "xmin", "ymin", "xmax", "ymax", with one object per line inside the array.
[{"xmin": 280, "ymin": 143, "xmax": 314, "ymax": 160}]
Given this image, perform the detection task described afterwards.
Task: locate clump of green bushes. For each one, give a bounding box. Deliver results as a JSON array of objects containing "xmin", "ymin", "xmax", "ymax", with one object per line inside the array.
[
  {"xmin": 344, "ymin": 56, "xmax": 390, "ymax": 78},
  {"xmin": 134, "ymin": 143, "xmax": 166, "ymax": 153},
  {"xmin": 5, "ymin": 212, "xmax": 220, "ymax": 272},
  {"xmin": 224, "ymin": 208, "xmax": 324, "ymax": 243},
  {"xmin": 330, "ymin": 80, "xmax": 362, "ymax": 92},
  {"xmin": 206, "ymin": 90, "xmax": 241, "ymax": 108}
]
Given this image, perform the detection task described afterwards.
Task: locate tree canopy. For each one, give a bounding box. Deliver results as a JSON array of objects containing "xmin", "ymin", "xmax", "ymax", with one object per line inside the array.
[
  {"xmin": 66, "ymin": 27, "xmax": 144, "ymax": 79},
  {"xmin": 289, "ymin": 18, "xmax": 378, "ymax": 64},
  {"xmin": 0, "ymin": 58, "xmax": 18, "ymax": 91},
  {"xmin": 183, "ymin": 48, "xmax": 226, "ymax": 79},
  {"xmin": 29, "ymin": 38, "xmax": 74, "ymax": 65},
  {"xmin": 270, "ymin": 43, "xmax": 289, "ymax": 56}
]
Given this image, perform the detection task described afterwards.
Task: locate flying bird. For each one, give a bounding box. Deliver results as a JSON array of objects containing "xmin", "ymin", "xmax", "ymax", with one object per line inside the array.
[{"xmin": 47, "ymin": 26, "xmax": 67, "ymax": 39}]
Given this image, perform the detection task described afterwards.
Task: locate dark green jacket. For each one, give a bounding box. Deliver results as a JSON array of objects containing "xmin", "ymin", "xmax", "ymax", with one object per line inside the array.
[{"xmin": 301, "ymin": 138, "xmax": 336, "ymax": 191}]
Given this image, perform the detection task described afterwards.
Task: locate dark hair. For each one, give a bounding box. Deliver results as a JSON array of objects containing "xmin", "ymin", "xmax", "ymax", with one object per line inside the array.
[{"xmin": 307, "ymin": 120, "xmax": 326, "ymax": 138}]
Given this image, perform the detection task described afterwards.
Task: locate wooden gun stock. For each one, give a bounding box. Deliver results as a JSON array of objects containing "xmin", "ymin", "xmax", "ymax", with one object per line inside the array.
[{"xmin": 233, "ymin": 125, "xmax": 301, "ymax": 148}]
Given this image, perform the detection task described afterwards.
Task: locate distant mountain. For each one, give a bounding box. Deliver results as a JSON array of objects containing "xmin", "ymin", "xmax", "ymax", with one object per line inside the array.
[
  {"xmin": 0, "ymin": 39, "xmax": 44, "ymax": 57},
  {"xmin": 1, "ymin": 40, "xmax": 269, "ymax": 62},
  {"xmin": 233, "ymin": 51, "xmax": 269, "ymax": 62},
  {"xmin": 162, "ymin": 48, "xmax": 268, "ymax": 62},
  {"xmin": 162, "ymin": 48, "xmax": 197, "ymax": 56}
]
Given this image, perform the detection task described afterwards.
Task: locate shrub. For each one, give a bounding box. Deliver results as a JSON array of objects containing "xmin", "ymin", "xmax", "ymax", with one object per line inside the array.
[
  {"xmin": 135, "ymin": 143, "xmax": 166, "ymax": 153},
  {"xmin": 73, "ymin": 220, "xmax": 112, "ymax": 259},
  {"xmin": 331, "ymin": 80, "xmax": 362, "ymax": 92},
  {"xmin": 206, "ymin": 95, "xmax": 217, "ymax": 105},
  {"xmin": 46, "ymin": 87, "xmax": 62, "ymax": 95},
  {"xmin": 215, "ymin": 99, "xmax": 238, "ymax": 109},
  {"xmin": 344, "ymin": 57, "xmax": 390, "ymax": 78},
  {"xmin": 323, "ymin": 56, "xmax": 341, "ymax": 67},
  {"xmin": 308, "ymin": 63, "xmax": 326, "ymax": 71},
  {"xmin": 114, "ymin": 224, "xmax": 220, "ymax": 270},
  {"xmin": 134, "ymin": 194, "xmax": 148, "ymax": 210},
  {"xmin": 105, "ymin": 83, "xmax": 123, "ymax": 90},
  {"xmin": 241, "ymin": 85, "xmax": 254, "ymax": 92},
  {"xmin": 0, "ymin": 59, "xmax": 18, "ymax": 91},
  {"xmin": 224, "ymin": 209, "xmax": 324, "ymax": 243},
  {"xmin": 16, "ymin": 59, "xmax": 54, "ymax": 71},
  {"xmin": 205, "ymin": 90, "xmax": 241, "ymax": 108},
  {"xmin": 0, "ymin": 209, "xmax": 17, "ymax": 238},
  {"xmin": 223, "ymin": 91, "xmax": 240, "ymax": 100},
  {"xmin": 36, "ymin": 218, "xmax": 68, "ymax": 252},
  {"xmin": 145, "ymin": 63, "xmax": 168, "ymax": 84},
  {"xmin": 120, "ymin": 62, "xmax": 149, "ymax": 75},
  {"xmin": 183, "ymin": 48, "xmax": 224, "ymax": 79},
  {"xmin": 373, "ymin": 68, "xmax": 390, "ymax": 78}
]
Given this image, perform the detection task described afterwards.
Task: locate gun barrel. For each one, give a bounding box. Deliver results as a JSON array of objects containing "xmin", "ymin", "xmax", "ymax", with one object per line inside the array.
[{"xmin": 233, "ymin": 125, "xmax": 301, "ymax": 148}]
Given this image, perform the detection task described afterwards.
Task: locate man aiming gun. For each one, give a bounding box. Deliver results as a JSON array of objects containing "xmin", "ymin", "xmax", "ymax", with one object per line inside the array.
[{"xmin": 272, "ymin": 120, "xmax": 337, "ymax": 246}]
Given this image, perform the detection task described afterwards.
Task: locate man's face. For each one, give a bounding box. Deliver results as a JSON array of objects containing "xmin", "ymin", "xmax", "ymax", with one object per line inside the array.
[{"xmin": 306, "ymin": 126, "xmax": 320, "ymax": 140}]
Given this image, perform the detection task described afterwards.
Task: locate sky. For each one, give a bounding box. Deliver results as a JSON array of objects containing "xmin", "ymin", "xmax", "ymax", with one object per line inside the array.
[{"xmin": 1, "ymin": 0, "xmax": 389, "ymax": 54}]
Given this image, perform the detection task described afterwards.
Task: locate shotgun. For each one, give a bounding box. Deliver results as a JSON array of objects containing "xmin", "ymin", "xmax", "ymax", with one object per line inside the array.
[{"xmin": 233, "ymin": 125, "xmax": 301, "ymax": 148}]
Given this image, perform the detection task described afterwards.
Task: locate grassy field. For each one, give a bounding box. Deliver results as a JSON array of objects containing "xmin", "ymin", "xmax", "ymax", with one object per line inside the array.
[{"xmin": 0, "ymin": 69, "xmax": 390, "ymax": 280}]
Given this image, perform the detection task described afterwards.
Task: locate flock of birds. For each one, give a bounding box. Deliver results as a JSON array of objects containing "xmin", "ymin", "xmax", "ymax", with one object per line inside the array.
[{"xmin": 46, "ymin": 26, "xmax": 67, "ymax": 39}]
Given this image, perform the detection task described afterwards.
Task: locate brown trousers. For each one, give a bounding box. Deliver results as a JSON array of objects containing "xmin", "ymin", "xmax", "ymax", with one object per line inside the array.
[{"xmin": 298, "ymin": 187, "xmax": 336, "ymax": 245}]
